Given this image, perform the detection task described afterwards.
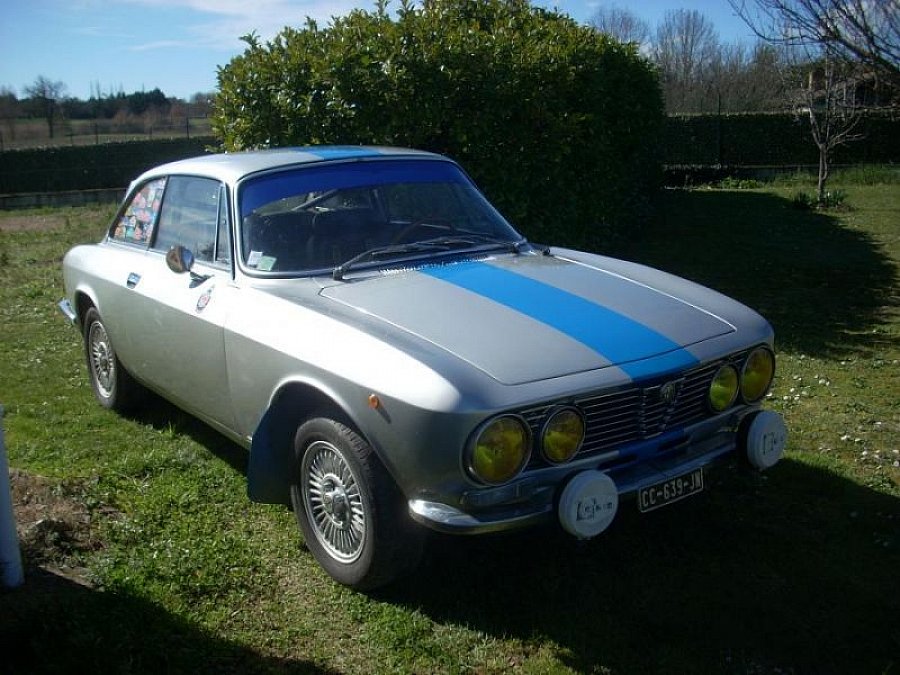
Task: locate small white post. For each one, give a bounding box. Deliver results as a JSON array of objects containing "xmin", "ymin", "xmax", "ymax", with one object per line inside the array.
[{"xmin": 0, "ymin": 404, "xmax": 25, "ymax": 588}]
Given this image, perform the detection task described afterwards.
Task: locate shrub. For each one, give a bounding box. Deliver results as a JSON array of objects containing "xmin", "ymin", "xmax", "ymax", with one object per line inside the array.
[
  {"xmin": 0, "ymin": 137, "xmax": 214, "ymax": 194},
  {"xmin": 664, "ymin": 112, "xmax": 900, "ymax": 167},
  {"xmin": 212, "ymin": 0, "xmax": 664, "ymax": 248},
  {"xmin": 791, "ymin": 188, "xmax": 848, "ymax": 210},
  {"xmin": 716, "ymin": 176, "xmax": 763, "ymax": 190}
]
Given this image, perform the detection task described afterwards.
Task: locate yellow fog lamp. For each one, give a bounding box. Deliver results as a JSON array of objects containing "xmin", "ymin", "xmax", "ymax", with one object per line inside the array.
[
  {"xmin": 741, "ymin": 347, "xmax": 775, "ymax": 403},
  {"xmin": 541, "ymin": 407, "xmax": 585, "ymax": 464},
  {"xmin": 709, "ymin": 364, "xmax": 739, "ymax": 412},
  {"xmin": 467, "ymin": 415, "xmax": 531, "ymax": 485}
]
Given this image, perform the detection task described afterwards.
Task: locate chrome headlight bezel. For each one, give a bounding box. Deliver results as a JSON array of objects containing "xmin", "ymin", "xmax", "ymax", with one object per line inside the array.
[
  {"xmin": 540, "ymin": 406, "xmax": 586, "ymax": 465},
  {"xmin": 708, "ymin": 363, "xmax": 740, "ymax": 412},
  {"xmin": 740, "ymin": 346, "xmax": 776, "ymax": 403},
  {"xmin": 465, "ymin": 414, "xmax": 532, "ymax": 486}
]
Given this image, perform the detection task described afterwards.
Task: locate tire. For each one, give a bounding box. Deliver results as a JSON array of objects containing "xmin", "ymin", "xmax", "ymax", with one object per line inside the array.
[
  {"xmin": 82, "ymin": 307, "xmax": 141, "ymax": 412},
  {"xmin": 290, "ymin": 417, "xmax": 425, "ymax": 590}
]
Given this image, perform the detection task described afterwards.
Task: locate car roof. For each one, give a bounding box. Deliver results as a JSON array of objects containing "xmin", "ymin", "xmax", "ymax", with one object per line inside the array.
[{"xmin": 133, "ymin": 146, "xmax": 445, "ymax": 187}]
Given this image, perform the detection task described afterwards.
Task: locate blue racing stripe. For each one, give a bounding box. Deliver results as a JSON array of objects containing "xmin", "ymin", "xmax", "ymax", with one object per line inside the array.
[
  {"xmin": 423, "ymin": 261, "xmax": 698, "ymax": 380},
  {"xmin": 304, "ymin": 147, "xmax": 382, "ymax": 160}
]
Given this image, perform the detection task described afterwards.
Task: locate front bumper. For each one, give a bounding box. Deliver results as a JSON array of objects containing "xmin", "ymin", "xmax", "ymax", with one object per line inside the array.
[{"xmin": 408, "ymin": 408, "xmax": 786, "ymax": 536}]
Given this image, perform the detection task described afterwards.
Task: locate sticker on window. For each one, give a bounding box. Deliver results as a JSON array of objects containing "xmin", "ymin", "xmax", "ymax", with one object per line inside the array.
[
  {"xmin": 247, "ymin": 250, "xmax": 263, "ymax": 267},
  {"xmin": 257, "ymin": 256, "xmax": 277, "ymax": 271},
  {"xmin": 113, "ymin": 178, "xmax": 165, "ymax": 245}
]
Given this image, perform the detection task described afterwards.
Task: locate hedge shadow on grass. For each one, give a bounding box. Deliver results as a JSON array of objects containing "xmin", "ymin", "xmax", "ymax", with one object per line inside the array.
[
  {"xmin": 0, "ymin": 566, "xmax": 337, "ymax": 675},
  {"xmin": 606, "ymin": 189, "xmax": 899, "ymax": 359},
  {"xmin": 380, "ymin": 461, "xmax": 899, "ymax": 674}
]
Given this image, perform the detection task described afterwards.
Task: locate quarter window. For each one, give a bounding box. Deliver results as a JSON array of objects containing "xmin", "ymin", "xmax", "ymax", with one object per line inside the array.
[
  {"xmin": 111, "ymin": 178, "xmax": 166, "ymax": 245},
  {"xmin": 215, "ymin": 184, "xmax": 231, "ymax": 265},
  {"xmin": 153, "ymin": 176, "xmax": 222, "ymax": 263}
]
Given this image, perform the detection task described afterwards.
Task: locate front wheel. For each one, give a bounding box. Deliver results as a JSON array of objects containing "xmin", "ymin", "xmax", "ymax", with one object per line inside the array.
[{"xmin": 290, "ymin": 417, "xmax": 424, "ymax": 590}]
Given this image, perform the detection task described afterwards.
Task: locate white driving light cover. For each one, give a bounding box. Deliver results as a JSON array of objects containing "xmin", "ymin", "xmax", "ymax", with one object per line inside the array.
[
  {"xmin": 558, "ymin": 470, "xmax": 619, "ymax": 539},
  {"xmin": 743, "ymin": 410, "xmax": 788, "ymax": 470}
]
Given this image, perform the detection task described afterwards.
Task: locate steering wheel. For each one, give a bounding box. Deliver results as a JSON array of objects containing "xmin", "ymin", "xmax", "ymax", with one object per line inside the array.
[{"xmin": 391, "ymin": 219, "xmax": 457, "ymax": 244}]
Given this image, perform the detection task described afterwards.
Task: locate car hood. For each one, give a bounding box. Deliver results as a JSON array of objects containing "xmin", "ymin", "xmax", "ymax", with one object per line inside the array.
[{"xmin": 319, "ymin": 252, "xmax": 737, "ymax": 385}]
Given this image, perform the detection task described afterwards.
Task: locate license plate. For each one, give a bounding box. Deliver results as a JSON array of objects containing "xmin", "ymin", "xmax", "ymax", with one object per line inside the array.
[{"xmin": 637, "ymin": 468, "xmax": 703, "ymax": 513}]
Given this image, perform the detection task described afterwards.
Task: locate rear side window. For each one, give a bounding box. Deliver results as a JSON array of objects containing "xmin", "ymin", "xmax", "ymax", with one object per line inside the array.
[
  {"xmin": 153, "ymin": 176, "xmax": 222, "ymax": 263},
  {"xmin": 111, "ymin": 178, "xmax": 166, "ymax": 245}
]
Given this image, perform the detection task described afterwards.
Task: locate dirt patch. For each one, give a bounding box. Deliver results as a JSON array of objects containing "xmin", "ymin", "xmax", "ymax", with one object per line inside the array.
[
  {"xmin": 0, "ymin": 214, "xmax": 67, "ymax": 232},
  {"xmin": 9, "ymin": 468, "xmax": 109, "ymax": 586}
]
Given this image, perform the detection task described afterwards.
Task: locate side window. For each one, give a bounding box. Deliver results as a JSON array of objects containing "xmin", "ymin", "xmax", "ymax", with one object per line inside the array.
[
  {"xmin": 153, "ymin": 176, "xmax": 221, "ymax": 263},
  {"xmin": 111, "ymin": 178, "xmax": 166, "ymax": 245}
]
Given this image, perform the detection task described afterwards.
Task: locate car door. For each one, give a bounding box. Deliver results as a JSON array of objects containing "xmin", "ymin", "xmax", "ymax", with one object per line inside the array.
[
  {"xmin": 122, "ymin": 175, "xmax": 238, "ymax": 431},
  {"xmin": 96, "ymin": 177, "xmax": 165, "ymax": 374}
]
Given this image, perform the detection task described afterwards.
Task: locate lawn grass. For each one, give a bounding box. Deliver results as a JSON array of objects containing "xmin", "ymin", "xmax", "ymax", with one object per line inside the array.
[{"xmin": 0, "ymin": 184, "xmax": 897, "ymax": 674}]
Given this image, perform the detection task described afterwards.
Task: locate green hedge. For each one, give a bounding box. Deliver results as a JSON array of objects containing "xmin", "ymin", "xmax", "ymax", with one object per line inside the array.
[
  {"xmin": 212, "ymin": 0, "xmax": 663, "ymax": 248},
  {"xmin": 0, "ymin": 137, "xmax": 215, "ymax": 195},
  {"xmin": 664, "ymin": 112, "xmax": 900, "ymax": 167}
]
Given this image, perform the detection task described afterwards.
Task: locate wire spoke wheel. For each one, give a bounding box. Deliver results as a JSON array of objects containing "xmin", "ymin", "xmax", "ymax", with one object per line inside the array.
[
  {"xmin": 88, "ymin": 320, "xmax": 116, "ymax": 398},
  {"xmin": 291, "ymin": 417, "xmax": 425, "ymax": 589},
  {"xmin": 302, "ymin": 440, "xmax": 367, "ymax": 563},
  {"xmin": 81, "ymin": 307, "xmax": 141, "ymax": 412}
]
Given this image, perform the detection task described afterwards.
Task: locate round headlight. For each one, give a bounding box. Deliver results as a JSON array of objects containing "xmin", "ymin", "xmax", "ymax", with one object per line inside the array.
[
  {"xmin": 468, "ymin": 415, "xmax": 531, "ymax": 485},
  {"xmin": 741, "ymin": 347, "xmax": 775, "ymax": 402},
  {"xmin": 542, "ymin": 407, "xmax": 585, "ymax": 464},
  {"xmin": 709, "ymin": 364, "xmax": 739, "ymax": 412}
]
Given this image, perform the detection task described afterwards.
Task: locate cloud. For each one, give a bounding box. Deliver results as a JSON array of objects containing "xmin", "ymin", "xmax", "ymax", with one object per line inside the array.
[{"xmin": 121, "ymin": 0, "xmax": 363, "ymax": 51}]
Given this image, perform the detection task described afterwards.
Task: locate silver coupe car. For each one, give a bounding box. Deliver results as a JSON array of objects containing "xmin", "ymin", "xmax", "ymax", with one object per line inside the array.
[{"xmin": 60, "ymin": 146, "xmax": 788, "ymax": 589}]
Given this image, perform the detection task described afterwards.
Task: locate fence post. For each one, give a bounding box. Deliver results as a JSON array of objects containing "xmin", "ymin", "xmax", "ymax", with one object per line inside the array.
[{"xmin": 0, "ymin": 405, "xmax": 25, "ymax": 588}]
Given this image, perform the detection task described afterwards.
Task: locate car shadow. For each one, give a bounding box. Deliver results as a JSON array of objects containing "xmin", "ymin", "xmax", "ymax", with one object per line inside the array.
[
  {"xmin": 605, "ymin": 189, "xmax": 899, "ymax": 359},
  {"xmin": 377, "ymin": 460, "xmax": 899, "ymax": 673},
  {"xmin": 123, "ymin": 390, "xmax": 251, "ymax": 477},
  {"xmin": 0, "ymin": 566, "xmax": 337, "ymax": 674}
]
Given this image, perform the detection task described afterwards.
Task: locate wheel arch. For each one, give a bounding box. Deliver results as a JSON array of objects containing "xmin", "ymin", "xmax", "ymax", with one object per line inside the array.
[
  {"xmin": 73, "ymin": 289, "xmax": 97, "ymax": 330},
  {"xmin": 247, "ymin": 380, "xmax": 366, "ymax": 505}
]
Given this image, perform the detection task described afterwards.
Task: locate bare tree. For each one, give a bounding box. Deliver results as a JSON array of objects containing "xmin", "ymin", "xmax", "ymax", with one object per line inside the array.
[
  {"xmin": 652, "ymin": 9, "xmax": 722, "ymax": 112},
  {"xmin": 589, "ymin": 5, "xmax": 650, "ymax": 47},
  {"xmin": 784, "ymin": 49, "xmax": 863, "ymax": 203},
  {"xmin": 740, "ymin": 42, "xmax": 785, "ymax": 109},
  {"xmin": 728, "ymin": 0, "xmax": 900, "ymax": 90},
  {"xmin": 24, "ymin": 76, "xmax": 66, "ymax": 139}
]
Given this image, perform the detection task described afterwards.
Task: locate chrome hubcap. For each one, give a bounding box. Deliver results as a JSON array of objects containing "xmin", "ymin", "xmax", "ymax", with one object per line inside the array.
[
  {"xmin": 88, "ymin": 322, "xmax": 115, "ymax": 398},
  {"xmin": 302, "ymin": 441, "xmax": 366, "ymax": 563}
]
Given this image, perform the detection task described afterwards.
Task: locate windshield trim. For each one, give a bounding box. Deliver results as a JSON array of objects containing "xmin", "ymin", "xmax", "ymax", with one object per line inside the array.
[{"xmin": 234, "ymin": 157, "xmax": 524, "ymax": 280}]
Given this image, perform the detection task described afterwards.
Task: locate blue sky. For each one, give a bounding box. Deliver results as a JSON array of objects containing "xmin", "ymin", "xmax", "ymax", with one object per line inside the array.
[{"xmin": 0, "ymin": 1, "xmax": 759, "ymax": 100}]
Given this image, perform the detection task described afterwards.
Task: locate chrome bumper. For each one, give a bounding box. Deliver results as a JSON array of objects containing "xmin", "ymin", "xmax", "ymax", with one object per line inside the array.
[{"xmin": 407, "ymin": 418, "xmax": 745, "ymax": 535}]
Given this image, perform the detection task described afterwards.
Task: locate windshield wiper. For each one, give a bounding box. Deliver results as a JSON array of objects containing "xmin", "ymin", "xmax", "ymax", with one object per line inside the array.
[
  {"xmin": 333, "ymin": 241, "xmax": 449, "ymax": 280},
  {"xmin": 416, "ymin": 234, "xmax": 528, "ymax": 253},
  {"xmin": 332, "ymin": 235, "xmax": 528, "ymax": 280}
]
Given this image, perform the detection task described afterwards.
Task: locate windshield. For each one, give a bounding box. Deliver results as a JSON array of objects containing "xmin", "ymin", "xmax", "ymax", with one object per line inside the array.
[{"xmin": 237, "ymin": 159, "xmax": 522, "ymax": 274}]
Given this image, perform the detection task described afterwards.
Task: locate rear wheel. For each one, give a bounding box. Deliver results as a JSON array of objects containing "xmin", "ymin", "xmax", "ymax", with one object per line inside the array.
[
  {"xmin": 290, "ymin": 417, "xmax": 424, "ymax": 590},
  {"xmin": 82, "ymin": 307, "xmax": 141, "ymax": 412}
]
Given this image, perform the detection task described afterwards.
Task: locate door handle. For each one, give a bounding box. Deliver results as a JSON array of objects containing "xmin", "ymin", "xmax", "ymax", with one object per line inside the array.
[{"xmin": 126, "ymin": 273, "xmax": 141, "ymax": 289}]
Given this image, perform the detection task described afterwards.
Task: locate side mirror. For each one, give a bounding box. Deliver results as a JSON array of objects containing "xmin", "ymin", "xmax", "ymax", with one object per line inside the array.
[{"xmin": 166, "ymin": 245, "xmax": 195, "ymax": 274}]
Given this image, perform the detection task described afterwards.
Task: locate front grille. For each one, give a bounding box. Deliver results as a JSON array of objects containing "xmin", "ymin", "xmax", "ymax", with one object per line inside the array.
[{"xmin": 522, "ymin": 355, "xmax": 743, "ymax": 467}]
